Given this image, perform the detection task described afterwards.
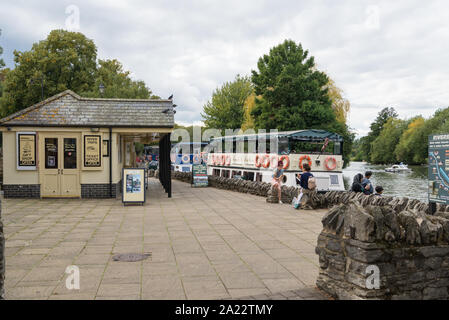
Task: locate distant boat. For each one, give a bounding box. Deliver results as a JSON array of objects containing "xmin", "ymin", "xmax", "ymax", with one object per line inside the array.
[{"xmin": 385, "ymin": 163, "xmax": 412, "ymax": 173}]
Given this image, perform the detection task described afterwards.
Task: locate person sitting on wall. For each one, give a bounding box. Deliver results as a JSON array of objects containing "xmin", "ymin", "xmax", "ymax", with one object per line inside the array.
[
  {"xmin": 351, "ymin": 173, "xmax": 364, "ymax": 192},
  {"xmin": 375, "ymin": 185, "xmax": 384, "ymax": 196},
  {"xmin": 362, "ymin": 171, "xmax": 374, "ymax": 195},
  {"xmin": 299, "ymin": 163, "xmax": 314, "ymax": 190},
  {"xmin": 272, "ymin": 160, "xmax": 285, "ymax": 204}
]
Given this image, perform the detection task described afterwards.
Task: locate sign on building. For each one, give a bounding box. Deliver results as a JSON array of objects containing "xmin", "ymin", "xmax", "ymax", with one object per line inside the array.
[
  {"xmin": 84, "ymin": 135, "xmax": 101, "ymax": 167},
  {"xmin": 122, "ymin": 168, "xmax": 146, "ymax": 204},
  {"xmin": 192, "ymin": 164, "xmax": 208, "ymax": 187},
  {"xmin": 17, "ymin": 132, "xmax": 36, "ymax": 170},
  {"xmin": 428, "ymin": 134, "xmax": 449, "ymax": 205}
]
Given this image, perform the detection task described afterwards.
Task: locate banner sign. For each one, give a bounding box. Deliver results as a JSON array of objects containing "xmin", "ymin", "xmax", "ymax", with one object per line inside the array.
[
  {"xmin": 123, "ymin": 168, "xmax": 146, "ymax": 204},
  {"xmin": 192, "ymin": 164, "xmax": 208, "ymax": 187},
  {"xmin": 17, "ymin": 133, "xmax": 36, "ymax": 168},
  {"xmin": 428, "ymin": 134, "xmax": 449, "ymax": 204},
  {"xmin": 84, "ymin": 135, "xmax": 101, "ymax": 167}
]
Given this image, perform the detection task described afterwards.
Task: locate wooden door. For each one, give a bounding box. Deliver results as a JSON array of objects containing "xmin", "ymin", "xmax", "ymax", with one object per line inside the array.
[{"xmin": 40, "ymin": 134, "xmax": 80, "ymax": 198}]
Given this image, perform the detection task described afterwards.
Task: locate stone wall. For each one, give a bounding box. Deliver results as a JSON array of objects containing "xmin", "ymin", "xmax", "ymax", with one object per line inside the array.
[
  {"xmin": 0, "ymin": 197, "xmax": 4, "ymax": 299},
  {"xmin": 316, "ymin": 200, "xmax": 449, "ymax": 300}
]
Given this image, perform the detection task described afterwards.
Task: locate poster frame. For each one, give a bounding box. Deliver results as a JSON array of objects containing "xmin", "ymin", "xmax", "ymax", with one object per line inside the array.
[
  {"xmin": 84, "ymin": 135, "xmax": 102, "ymax": 168},
  {"xmin": 16, "ymin": 132, "xmax": 37, "ymax": 170},
  {"xmin": 122, "ymin": 167, "xmax": 146, "ymax": 205},
  {"xmin": 191, "ymin": 163, "xmax": 208, "ymax": 188}
]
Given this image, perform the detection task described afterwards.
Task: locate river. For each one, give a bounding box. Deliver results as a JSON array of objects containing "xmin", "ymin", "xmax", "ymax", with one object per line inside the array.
[{"xmin": 342, "ymin": 161, "xmax": 428, "ymax": 202}]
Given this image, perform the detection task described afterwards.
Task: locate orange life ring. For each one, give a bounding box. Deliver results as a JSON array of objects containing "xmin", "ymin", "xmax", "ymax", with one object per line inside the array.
[
  {"xmin": 210, "ymin": 154, "xmax": 215, "ymax": 165},
  {"xmin": 270, "ymin": 155, "xmax": 278, "ymax": 169},
  {"xmin": 262, "ymin": 154, "xmax": 270, "ymax": 168},
  {"xmin": 279, "ymin": 155, "xmax": 290, "ymax": 169},
  {"xmin": 325, "ymin": 157, "xmax": 337, "ymax": 170},
  {"xmin": 225, "ymin": 155, "xmax": 231, "ymax": 165},
  {"xmin": 255, "ymin": 155, "xmax": 262, "ymax": 168},
  {"xmin": 221, "ymin": 154, "xmax": 226, "ymax": 166},
  {"xmin": 299, "ymin": 155, "xmax": 312, "ymax": 170}
]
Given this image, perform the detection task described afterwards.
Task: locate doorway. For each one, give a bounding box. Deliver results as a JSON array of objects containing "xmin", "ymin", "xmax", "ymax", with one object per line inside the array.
[{"xmin": 39, "ymin": 133, "xmax": 81, "ymax": 197}]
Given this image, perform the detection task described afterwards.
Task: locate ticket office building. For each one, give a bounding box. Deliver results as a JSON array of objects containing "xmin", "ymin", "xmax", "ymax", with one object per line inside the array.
[{"xmin": 0, "ymin": 90, "xmax": 174, "ymax": 198}]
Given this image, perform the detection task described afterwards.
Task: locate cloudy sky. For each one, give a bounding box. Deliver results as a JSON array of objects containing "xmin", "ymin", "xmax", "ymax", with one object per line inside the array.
[{"xmin": 1, "ymin": 0, "xmax": 448, "ymax": 136}]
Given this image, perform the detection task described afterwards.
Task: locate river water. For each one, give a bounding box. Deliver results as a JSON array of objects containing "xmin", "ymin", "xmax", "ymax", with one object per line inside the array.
[{"xmin": 342, "ymin": 161, "xmax": 428, "ymax": 202}]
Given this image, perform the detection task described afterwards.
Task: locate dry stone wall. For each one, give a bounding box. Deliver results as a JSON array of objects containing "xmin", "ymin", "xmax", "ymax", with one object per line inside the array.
[{"xmin": 316, "ymin": 201, "xmax": 449, "ymax": 300}]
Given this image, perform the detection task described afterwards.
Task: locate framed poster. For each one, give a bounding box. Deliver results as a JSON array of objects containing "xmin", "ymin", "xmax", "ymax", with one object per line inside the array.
[
  {"xmin": 17, "ymin": 132, "xmax": 37, "ymax": 170},
  {"xmin": 192, "ymin": 164, "xmax": 208, "ymax": 187},
  {"xmin": 84, "ymin": 135, "xmax": 101, "ymax": 167},
  {"xmin": 122, "ymin": 168, "xmax": 146, "ymax": 204},
  {"xmin": 103, "ymin": 140, "xmax": 110, "ymax": 157}
]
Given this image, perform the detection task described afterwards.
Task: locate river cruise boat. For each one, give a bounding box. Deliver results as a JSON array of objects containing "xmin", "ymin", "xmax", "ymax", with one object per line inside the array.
[{"xmin": 205, "ymin": 129, "xmax": 345, "ymax": 192}]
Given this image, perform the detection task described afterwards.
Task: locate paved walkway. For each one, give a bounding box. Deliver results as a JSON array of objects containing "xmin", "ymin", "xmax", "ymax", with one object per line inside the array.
[{"xmin": 2, "ymin": 179, "xmax": 328, "ymax": 300}]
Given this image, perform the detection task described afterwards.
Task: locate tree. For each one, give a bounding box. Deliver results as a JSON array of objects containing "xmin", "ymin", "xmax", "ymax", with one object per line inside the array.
[
  {"xmin": 201, "ymin": 75, "xmax": 253, "ymax": 130},
  {"xmin": 0, "ymin": 30, "xmax": 97, "ymax": 116},
  {"xmin": 82, "ymin": 59, "xmax": 158, "ymax": 99},
  {"xmin": 358, "ymin": 107, "xmax": 399, "ymax": 162},
  {"xmin": 370, "ymin": 118, "xmax": 408, "ymax": 164},
  {"xmin": 0, "ymin": 29, "xmax": 4, "ymax": 69},
  {"xmin": 250, "ymin": 39, "xmax": 353, "ymax": 165},
  {"xmin": 251, "ymin": 40, "xmax": 335, "ymax": 131},
  {"xmin": 241, "ymin": 93, "xmax": 258, "ymax": 131},
  {"xmin": 395, "ymin": 116, "xmax": 425, "ymax": 164},
  {"xmin": 326, "ymin": 76, "xmax": 350, "ymax": 124}
]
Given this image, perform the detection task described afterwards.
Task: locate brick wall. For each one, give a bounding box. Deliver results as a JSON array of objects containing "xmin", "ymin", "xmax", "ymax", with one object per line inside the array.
[
  {"xmin": 3, "ymin": 184, "xmax": 40, "ymax": 198},
  {"xmin": 81, "ymin": 183, "xmax": 120, "ymax": 199}
]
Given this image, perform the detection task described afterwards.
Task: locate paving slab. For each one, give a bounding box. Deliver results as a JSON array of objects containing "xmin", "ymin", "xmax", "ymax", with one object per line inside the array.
[{"xmin": 2, "ymin": 178, "xmax": 328, "ymax": 300}]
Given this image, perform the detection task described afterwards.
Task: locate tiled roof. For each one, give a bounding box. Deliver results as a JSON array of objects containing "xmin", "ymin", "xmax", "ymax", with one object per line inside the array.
[{"xmin": 0, "ymin": 90, "xmax": 175, "ymax": 127}]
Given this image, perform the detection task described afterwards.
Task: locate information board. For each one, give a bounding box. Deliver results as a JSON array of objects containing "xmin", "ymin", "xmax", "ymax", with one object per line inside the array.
[
  {"xmin": 428, "ymin": 134, "xmax": 449, "ymax": 204},
  {"xmin": 84, "ymin": 135, "xmax": 101, "ymax": 167},
  {"xmin": 192, "ymin": 164, "xmax": 208, "ymax": 187},
  {"xmin": 122, "ymin": 168, "xmax": 146, "ymax": 204},
  {"xmin": 17, "ymin": 133, "xmax": 36, "ymax": 169}
]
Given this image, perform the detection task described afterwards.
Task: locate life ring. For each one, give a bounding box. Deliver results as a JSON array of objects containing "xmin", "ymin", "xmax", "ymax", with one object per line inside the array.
[
  {"xmin": 182, "ymin": 154, "xmax": 190, "ymax": 164},
  {"xmin": 210, "ymin": 154, "xmax": 215, "ymax": 165},
  {"xmin": 193, "ymin": 154, "xmax": 200, "ymax": 164},
  {"xmin": 201, "ymin": 152, "xmax": 208, "ymax": 163},
  {"xmin": 325, "ymin": 157, "xmax": 337, "ymax": 171},
  {"xmin": 225, "ymin": 155, "xmax": 231, "ymax": 165},
  {"xmin": 221, "ymin": 154, "xmax": 226, "ymax": 166},
  {"xmin": 270, "ymin": 155, "xmax": 278, "ymax": 169},
  {"xmin": 299, "ymin": 155, "xmax": 312, "ymax": 170},
  {"xmin": 262, "ymin": 154, "xmax": 270, "ymax": 168},
  {"xmin": 255, "ymin": 155, "xmax": 262, "ymax": 168},
  {"xmin": 279, "ymin": 155, "xmax": 290, "ymax": 169}
]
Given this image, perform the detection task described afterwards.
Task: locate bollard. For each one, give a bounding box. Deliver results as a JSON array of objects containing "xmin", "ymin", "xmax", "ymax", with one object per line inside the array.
[{"xmin": 0, "ymin": 197, "xmax": 4, "ymax": 299}]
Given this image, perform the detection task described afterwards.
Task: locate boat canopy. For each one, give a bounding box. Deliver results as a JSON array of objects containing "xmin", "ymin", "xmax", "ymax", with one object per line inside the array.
[{"xmin": 210, "ymin": 129, "xmax": 343, "ymax": 142}]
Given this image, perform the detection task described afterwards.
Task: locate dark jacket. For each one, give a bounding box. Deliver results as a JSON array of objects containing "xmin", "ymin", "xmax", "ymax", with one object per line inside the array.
[{"xmin": 351, "ymin": 174, "xmax": 364, "ymax": 193}]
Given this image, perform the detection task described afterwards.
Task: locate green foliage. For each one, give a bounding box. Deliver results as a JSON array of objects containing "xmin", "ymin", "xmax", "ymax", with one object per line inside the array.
[
  {"xmin": 82, "ymin": 59, "xmax": 157, "ymax": 99},
  {"xmin": 357, "ymin": 107, "xmax": 399, "ymax": 162},
  {"xmin": 250, "ymin": 39, "xmax": 353, "ymax": 166},
  {"xmin": 0, "ymin": 30, "xmax": 97, "ymax": 116},
  {"xmin": 0, "ymin": 29, "xmax": 4, "ymax": 69},
  {"xmin": 251, "ymin": 40, "xmax": 335, "ymax": 131},
  {"xmin": 0, "ymin": 29, "xmax": 158, "ymax": 117},
  {"xmin": 394, "ymin": 116, "xmax": 425, "ymax": 164},
  {"xmin": 201, "ymin": 75, "xmax": 253, "ymax": 130},
  {"xmin": 370, "ymin": 118, "xmax": 409, "ymax": 164}
]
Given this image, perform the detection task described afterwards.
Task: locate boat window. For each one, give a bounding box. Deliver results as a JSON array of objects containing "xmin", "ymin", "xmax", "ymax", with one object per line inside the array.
[{"xmin": 278, "ymin": 137, "xmax": 289, "ymax": 155}]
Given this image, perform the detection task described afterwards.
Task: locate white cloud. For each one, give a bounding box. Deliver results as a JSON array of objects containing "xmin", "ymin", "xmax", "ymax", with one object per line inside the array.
[{"xmin": 1, "ymin": 0, "xmax": 449, "ymax": 137}]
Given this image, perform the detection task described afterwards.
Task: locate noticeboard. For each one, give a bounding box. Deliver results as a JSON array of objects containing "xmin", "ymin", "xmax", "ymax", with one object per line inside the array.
[
  {"xmin": 122, "ymin": 168, "xmax": 146, "ymax": 204},
  {"xmin": 428, "ymin": 134, "xmax": 449, "ymax": 204},
  {"xmin": 192, "ymin": 164, "xmax": 208, "ymax": 187}
]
